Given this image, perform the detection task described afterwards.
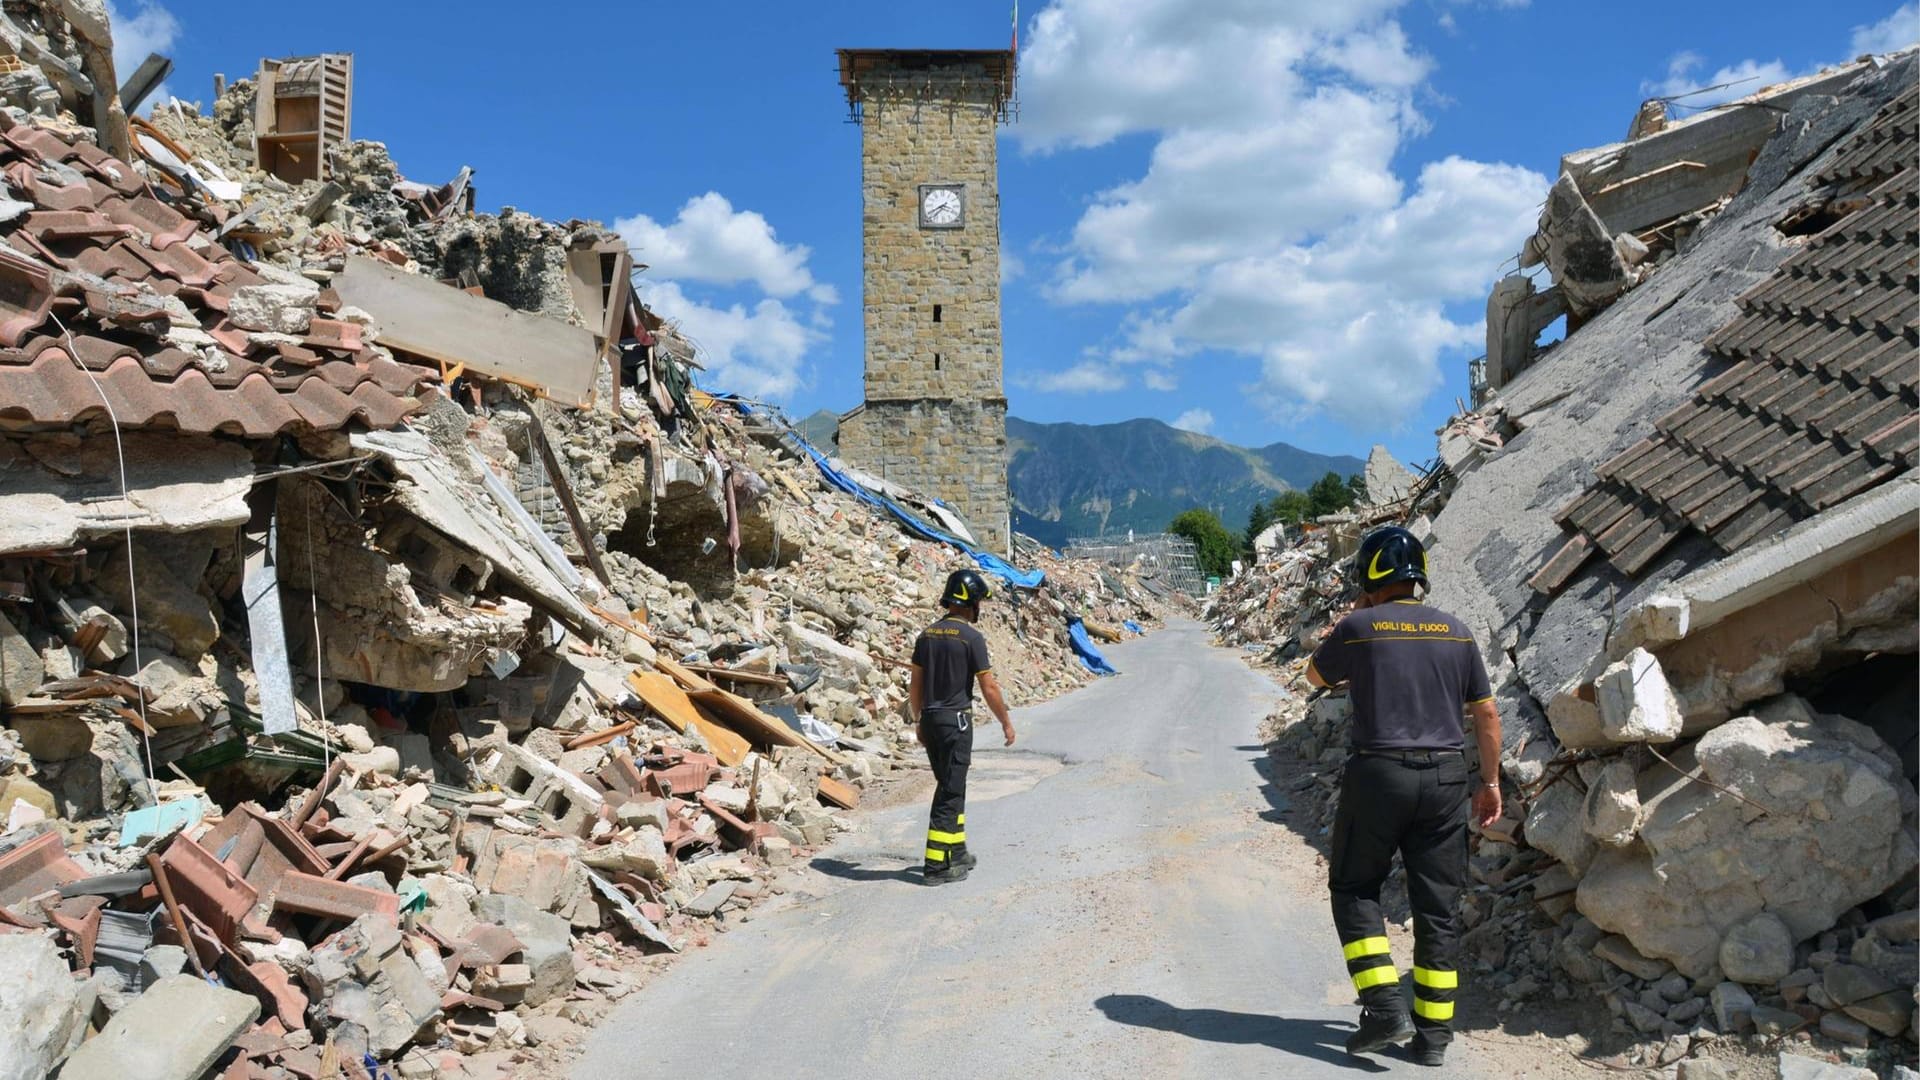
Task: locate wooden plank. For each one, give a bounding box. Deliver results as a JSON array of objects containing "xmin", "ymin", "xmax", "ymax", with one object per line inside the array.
[
  {"xmin": 687, "ymin": 689, "xmax": 805, "ymax": 749},
  {"xmin": 653, "ymin": 655, "xmax": 721, "ymax": 694},
  {"xmin": 683, "ymin": 664, "xmax": 787, "ymax": 688},
  {"xmin": 690, "ymin": 713, "xmax": 751, "ymax": 768},
  {"xmin": 332, "ymin": 255, "xmax": 599, "ymax": 406},
  {"xmin": 626, "ymin": 672, "xmax": 701, "ymax": 735},
  {"xmin": 688, "ymin": 689, "xmax": 848, "ymax": 767},
  {"xmin": 816, "ymin": 774, "xmax": 860, "ymax": 811}
]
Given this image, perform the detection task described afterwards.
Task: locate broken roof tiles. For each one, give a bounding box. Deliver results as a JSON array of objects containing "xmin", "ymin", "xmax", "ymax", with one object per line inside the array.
[
  {"xmin": 1553, "ymin": 86, "xmax": 1918, "ymax": 579},
  {"xmin": 0, "ymin": 117, "xmax": 434, "ymax": 437}
]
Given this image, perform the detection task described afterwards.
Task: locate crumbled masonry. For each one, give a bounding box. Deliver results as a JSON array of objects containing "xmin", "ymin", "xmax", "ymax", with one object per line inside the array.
[
  {"xmin": 0, "ymin": 19, "xmax": 1186, "ymax": 1080},
  {"xmin": 1214, "ymin": 54, "xmax": 1918, "ymax": 1078}
]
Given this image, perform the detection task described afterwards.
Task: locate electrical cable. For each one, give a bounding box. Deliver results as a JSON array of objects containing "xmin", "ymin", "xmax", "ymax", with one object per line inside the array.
[
  {"xmin": 49, "ymin": 311, "xmax": 158, "ymax": 804},
  {"xmin": 304, "ymin": 497, "xmax": 329, "ymax": 775}
]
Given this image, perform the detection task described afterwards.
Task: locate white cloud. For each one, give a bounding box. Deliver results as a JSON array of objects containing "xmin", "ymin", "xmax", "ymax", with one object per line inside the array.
[
  {"xmin": 616, "ymin": 193, "xmax": 827, "ymax": 300},
  {"xmin": 1171, "ymin": 408, "xmax": 1215, "ymax": 434},
  {"xmin": 1017, "ymin": 361, "xmax": 1128, "ymax": 394},
  {"xmin": 616, "ymin": 192, "xmax": 838, "ymax": 402},
  {"xmin": 1852, "ymin": 4, "xmax": 1920, "ymax": 55},
  {"xmin": 1019, "ymin": 0, "xmax": 1545, "ymax": 429},
  {"xmin": 639, "ymin": 281, "xmax": 818, "ymax": 401},
  {"xmin": 106, "ymin": 1, "xmax": 179, "ymax": 109},
  {"xmin": 1000, "ymin": 249, "xmax": 1026, "ymax": 282}
]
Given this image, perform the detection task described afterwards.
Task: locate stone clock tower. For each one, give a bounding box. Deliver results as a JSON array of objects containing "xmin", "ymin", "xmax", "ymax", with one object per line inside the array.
[{"xmin": 835, "ymin": 48, "xmax": 1015, "ymax": 553}]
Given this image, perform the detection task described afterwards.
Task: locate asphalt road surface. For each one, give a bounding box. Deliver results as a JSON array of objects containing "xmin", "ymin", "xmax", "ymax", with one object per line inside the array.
[{"xmin": 572, "ymin": 621, "xmax": 1504, "ymax": 1079}]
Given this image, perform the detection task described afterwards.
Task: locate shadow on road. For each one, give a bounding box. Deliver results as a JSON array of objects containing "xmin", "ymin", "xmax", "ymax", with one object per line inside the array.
[
  {"xmin": 809, "ymin": 857, "xmax": 921, "ymax": 884},
  {"xmin": 1094, "ymin": 994, "xmax": 1389, "ymax": 1073},
  {"xmin": 1237, "ymin": 744, "xmax": 1292, "ymax": 824}
]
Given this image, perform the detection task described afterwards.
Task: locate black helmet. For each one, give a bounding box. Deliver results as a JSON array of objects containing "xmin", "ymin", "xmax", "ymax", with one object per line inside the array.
[
  {"xmin": 941, "ymin": 568, "xmax": 992, "ymax": 609},
  {"xmin": 1355, "ymin": 526, "xmax": 1428, "ymax": 591}
]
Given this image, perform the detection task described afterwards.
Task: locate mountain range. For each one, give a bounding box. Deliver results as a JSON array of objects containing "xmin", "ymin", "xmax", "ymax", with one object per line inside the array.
[
  {"xmin": 793, "ymin": 412, "xmax": 1365, "ymax": 550},
  {"xmin": 1005, "ymin": 417, "xmax": 1363, "ymax": 549}
]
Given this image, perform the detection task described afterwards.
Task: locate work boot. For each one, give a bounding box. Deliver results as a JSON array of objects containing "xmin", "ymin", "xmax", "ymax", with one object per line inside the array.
[
  {"xmin": 1344, "ymin": 1004, "xmax": 1414, "ymax": 1055},
  {"xmin": 952, "ymin": 848, "xmax": 978, "ymax": 870},
  {"xmin": 923, "ymin": 862, "xmax": 971, "ymax": 886},
  {"xmin": 1408, "ymin": 1033, "xmax": 1446, "ymax": 1066}
]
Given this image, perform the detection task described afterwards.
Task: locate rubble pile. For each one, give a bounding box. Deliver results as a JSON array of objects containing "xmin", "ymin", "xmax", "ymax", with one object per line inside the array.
[
  {"xmin": 0, "ymin": 43, "xmax": 1175, "ymax": 1080},
  {"xmin": 1230, "ymin": 55, "xmax": 1920, "ymax": 1076}
]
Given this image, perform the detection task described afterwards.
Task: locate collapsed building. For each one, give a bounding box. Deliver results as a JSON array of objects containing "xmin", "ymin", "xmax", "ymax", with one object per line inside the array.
[
  {"xmin": 0, "ymin": 23, "xmax": 1182, "ymax": 1080},
  {"xmin": 1217, "ymin": 51, "xmax": 1918, "ymax": 1078}
]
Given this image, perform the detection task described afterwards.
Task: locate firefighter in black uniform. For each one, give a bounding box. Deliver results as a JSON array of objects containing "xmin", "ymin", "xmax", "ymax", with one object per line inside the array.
[
  {"xmin": 909, "ymin": 569, "xmax": 1017, "ymax": 885},
  {"xmin": 1307, "ymin": 526, "xmax": 1504, "ymax": 1067}
]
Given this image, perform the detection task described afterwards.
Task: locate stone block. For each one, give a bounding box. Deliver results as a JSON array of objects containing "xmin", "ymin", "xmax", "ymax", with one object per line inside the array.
[
  {"xmin": 1581, "ymin": 758, "xmax": 1643, "ymax": 845},
  {"xmin": 472, "ymin": 831, "xmax": 588, "ymax": 916},
  {"xmin": 229, "ymin": 283, "xmax": 316, "ymax": 334},
  {"xmin": 1595, "ymin": 934, "xmax": 1671, "ymax": 980},
  {"xmin": 1525, "ymin": 778, "xmax": 1596, "ymax": 875},
  {"xmin": 1710, "ymin": 981, "xmax": 1754, "ymax": 1032},
  {"xmin": 97, "ymin": 531, "xmax": 220, "ymax": 660},
  {"xmin": 1822, "ymin": 962, "xmax": 1913, "ymax": 1036},
  {"xmin": 473, "ymin": 894, "xmax": 576, "ymax": 1007},
  {"xmin": 301, "ymin": 914, "xmax": 440, "ymax": 1058},
  {"xmin": 1777, "ymin": 1052, "xmax": 1875, "ymax": 1080},
  {"xmin": 579, "ymin": 826, "xmax": 669, "ymax": 881},
  {"xmin": 0, "ymin": 933, "xmax": 87, "ymax": 1080},
  {"xmin": 0, "ymin": 610, "xmax": 43, "ymax": 707},
  {"xmin": 1719, "ymin": 911, "xmax": 1794, "ymax": 986},
  {"xmin": 1546, "ymin": 684, "xmax": 1610, "ymax": 750},
  {"xmin": 1575, "ymin": 708, "xmax": 1908, "ymax": 979},
  {"xmin": 1595, "ymin": 648, "xmax": 1682, "ymax": 742},
  {"xmin": 59, "ymin": 974, "xmax": 259, "ymax": 1080}
]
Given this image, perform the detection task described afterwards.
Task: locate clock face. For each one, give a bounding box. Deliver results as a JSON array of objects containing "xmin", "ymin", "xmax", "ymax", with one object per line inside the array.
[{"xmin": 920, "ymin": 185, "xmax": 963, "ymax": 228}]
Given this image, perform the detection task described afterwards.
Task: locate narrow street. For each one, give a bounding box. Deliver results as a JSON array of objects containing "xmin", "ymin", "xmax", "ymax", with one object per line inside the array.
[{"xmin": 571, "ymin": 623, "xmax": 1559, "ymax": 1080}]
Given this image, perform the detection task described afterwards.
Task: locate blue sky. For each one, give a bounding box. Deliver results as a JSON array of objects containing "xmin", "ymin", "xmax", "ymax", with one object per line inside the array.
[{"xmin": 126, "ymin": 0, "xmax": 1916, "ymax": 466}]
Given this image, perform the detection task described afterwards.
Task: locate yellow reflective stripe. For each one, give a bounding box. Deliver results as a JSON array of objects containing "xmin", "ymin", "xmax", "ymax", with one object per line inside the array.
[
  {"xmin": 924, "ymin": 848, "xmax": 946, "ymax": 862},
  {"xmin": 1413, "ymin": 967, "xmax": 1458, "ymax": 989},
  {"xmin": 928, "ymin": 829, "xmax": 965, "ymax": 845},
  {"xmin": 1413, "ymin": 998, "xmax": 1455, "ymax": 1021},
  {"xmin": 1342, "ymin": 936, "xmax": 1392, "ymax": 961},
  {"xmin": 1351, "ymin": 965, "xmax": 1399, "ymax": 990},
  {"xmin": 956, "ymin": 814, "xmax": 965, "ymax": 826}
]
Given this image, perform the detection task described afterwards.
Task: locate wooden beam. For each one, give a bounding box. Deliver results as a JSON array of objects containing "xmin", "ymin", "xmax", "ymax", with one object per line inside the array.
[{"xmin": 332, "ymin": 255, "xmax": 599, "ymax": 406}]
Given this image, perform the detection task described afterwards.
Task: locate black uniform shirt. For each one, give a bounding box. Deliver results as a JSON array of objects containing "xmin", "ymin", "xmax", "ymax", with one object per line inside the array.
[
  {"xmin": 1308, "ymin": 599, "xmax": 1492, "ymax": 751},
  {"xmin": 911, "ymin": 617, "xmax": 992, "ymax": 712}
]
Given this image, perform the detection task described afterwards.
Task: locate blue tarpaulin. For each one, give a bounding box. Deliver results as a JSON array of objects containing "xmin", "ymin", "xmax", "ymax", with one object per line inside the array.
[
  {"xmin": 734, "ymin": 401, "xmax": 1045, "ymax": 590},
  {"xmin": 1123, "ymin": 620, "xmax": 1144, "ymax": 635},
  {"xmin": 1067, "ymin": 617, "xmax": 1119, "ymax": 676}
]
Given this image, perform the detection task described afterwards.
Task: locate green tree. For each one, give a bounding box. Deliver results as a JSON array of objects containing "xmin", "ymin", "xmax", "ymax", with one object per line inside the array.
[
  {"xmin": 1305, "ymin": 471, "xmax": 1359, "ymax": 519},
  {"xmin": 1245, "ymin": 500, "xmax": 1278, "ymax": 550},
  {"xmin": 1268, "ymin": 490, "xmax": 1312, "ymax": 525},
  {"xmin": 1169, "ymin": 508, "xmax": 1240, "ymax": 579}
]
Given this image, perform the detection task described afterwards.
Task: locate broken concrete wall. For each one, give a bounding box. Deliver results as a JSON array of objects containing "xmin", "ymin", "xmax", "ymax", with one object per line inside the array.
[
  {"xmin": 1576, "ymin": 696, "xmax": 1915, "ymax": 979},
  {"xmin": 1427, "ymin": 62, "xmax": 1915, "ymax": 779}
]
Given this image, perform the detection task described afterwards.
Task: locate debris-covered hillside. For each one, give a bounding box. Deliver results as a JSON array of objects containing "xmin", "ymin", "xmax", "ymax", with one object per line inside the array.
[
  {"xmin": 1214, "ymin": 53, "xmax": 1919, "ymax": 1080},
  {"xmin": 0, "ymin": 11, "xmax": 1182, "ymax": 1080}
]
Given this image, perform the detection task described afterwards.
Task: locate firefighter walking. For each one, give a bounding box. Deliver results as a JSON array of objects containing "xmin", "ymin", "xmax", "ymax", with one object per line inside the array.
[
  {"xmin": 909, "ymin": 569, "xmax": 1017, "ymax": 885},
  {"xmin": 1307, "ymin": 526, "xmax": 1504, "ymax": 1066}
]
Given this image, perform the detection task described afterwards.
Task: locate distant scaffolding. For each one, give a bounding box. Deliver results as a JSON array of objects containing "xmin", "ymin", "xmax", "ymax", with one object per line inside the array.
[{"xmin": 1062, "ymin": 533, "xmax": 1206, "ymax": 597}]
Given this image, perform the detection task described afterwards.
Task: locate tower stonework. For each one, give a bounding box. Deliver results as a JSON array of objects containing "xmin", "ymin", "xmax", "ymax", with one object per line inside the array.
[{"xmin": 836, "ymin": 49, "xmax": 1014, "ymax": 553}]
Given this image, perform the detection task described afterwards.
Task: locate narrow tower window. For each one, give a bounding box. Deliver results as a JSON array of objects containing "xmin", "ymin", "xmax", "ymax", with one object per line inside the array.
[
  {"xmin": 934, "ymin": 353, "xmax": 942, "ymax": 371},
  {"xmin": 933, "ymin": 304, "xmax": 943, "ymax": 323}
]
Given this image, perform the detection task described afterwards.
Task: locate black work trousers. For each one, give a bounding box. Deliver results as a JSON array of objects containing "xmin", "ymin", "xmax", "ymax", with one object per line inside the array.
[
  {"xmin": 921, "ymin": 709, "xmax": 973, "ymax": 870},
  {"xmin": 1329, "ymin": 750, "xmax": 1469, "ymax": 1044}
]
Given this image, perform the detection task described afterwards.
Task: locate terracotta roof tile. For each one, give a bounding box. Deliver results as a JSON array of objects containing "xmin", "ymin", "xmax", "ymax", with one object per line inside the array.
[
  {"xmin": 1551, "ymin": 88, "xmax": 1918, "ymax": 580},
  {"xmin": 0, "ymin": 122, "xmax": 435, "ymax": 437}
]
